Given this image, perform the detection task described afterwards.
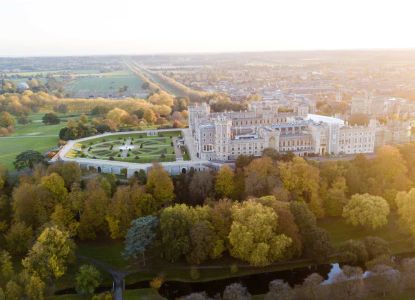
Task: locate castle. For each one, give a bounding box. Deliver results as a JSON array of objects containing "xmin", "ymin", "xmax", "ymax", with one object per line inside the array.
[{"xmin": 189, "ymin": 101, "xmax": 376, "ymax": 161}]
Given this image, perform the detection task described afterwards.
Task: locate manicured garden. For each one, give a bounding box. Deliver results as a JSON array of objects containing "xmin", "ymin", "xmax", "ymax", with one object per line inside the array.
[{"xmin": 68, "ymin": 131, "xmax": 187, "ymax": 164}]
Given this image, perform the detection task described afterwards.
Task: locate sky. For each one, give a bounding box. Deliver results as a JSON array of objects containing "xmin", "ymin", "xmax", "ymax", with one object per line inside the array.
[{"xmin": 1, "ymin": 0, "xmax": 415, "ymax": 56}]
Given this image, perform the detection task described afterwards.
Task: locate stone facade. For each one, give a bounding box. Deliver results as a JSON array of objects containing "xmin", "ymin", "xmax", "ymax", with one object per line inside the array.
[{"xmin": 189, "ymin": 101, "xmax": 376, "ymax": 161}]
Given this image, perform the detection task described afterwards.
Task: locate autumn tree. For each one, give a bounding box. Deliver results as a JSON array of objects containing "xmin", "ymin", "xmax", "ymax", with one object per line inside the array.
[
  {"xmin": 189, "ymin": 171, "xmax": 214, "ymax": 204},
  {"xmin": 40, "ymin": 172, "xmax": 68, "ymax": 204},
  {"xmin": 215, "ymin": 165, "xmax": 235, "ymax": 198},
  {"xmin": 370, "ymin": 145, "xmax": 412, "ymax": 201},
  {"xmin": 4, "ymin": 222, "xmax": 33, "ymax": 257},
  {"xmin": 244, "ymin": 157, "xmax": 280, "ymax": 197},
  {"xmin": 78, "ymin": 180, "xmax": 110, "ymax": 240},
  {"xmin": 146, "ymin": 163, "xmax": 174, "ymax": 206},
  {"xmin": 228, "ymin": 200, "xmax": 292, "ymax": 266},
  {"xmin": 342, "ymin": 194, "xmax": 390, "ymax": 230},
  {"xmin": 22, "ymin": 226, "xmax": 75, "ymax": 281},
  {"xmin": 279, "ymin": 157, "xmax": 324, "ymax": 218},
  {"xmin": 47, "ymin": 162, "xmax": 81, "ymax": 190},
  {"xmin": 323, "ymin": 176, "xmax": 348, "ymax": 217},
  {"xmin": 395, "ymin": 188, "xmax": 415, "ymax": 236}
]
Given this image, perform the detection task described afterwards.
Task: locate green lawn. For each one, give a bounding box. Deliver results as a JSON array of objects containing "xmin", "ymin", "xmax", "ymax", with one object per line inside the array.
[
  {"xmin": 125, "ymin": 288, "xmax": 166, "ymax": 300},
  {"xmin": 65, "ymin": 70, "xmax": 149, "ymax": 98},
  {"xmin": 318, "ymin": 215, "xmax": 414, "ymax": 254},
  {"xmin": 0, "ymin": 113, "xmax": 81, "ymax": 170}
]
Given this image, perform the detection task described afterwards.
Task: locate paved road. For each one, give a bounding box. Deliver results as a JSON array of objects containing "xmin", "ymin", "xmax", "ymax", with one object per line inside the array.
[{"xmin": 172, "ymin": 137, "xmax": 183, "ymax": 161}]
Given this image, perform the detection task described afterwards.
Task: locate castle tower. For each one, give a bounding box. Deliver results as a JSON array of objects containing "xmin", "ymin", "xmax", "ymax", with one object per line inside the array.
[{"xmin": 214, "ymin": 116, "xmax": 232, "ymax": 161}]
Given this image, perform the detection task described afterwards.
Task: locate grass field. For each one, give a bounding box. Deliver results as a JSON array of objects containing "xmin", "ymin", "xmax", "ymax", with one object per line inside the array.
[
  {"xmin": 65, "ymin": 70, "xmax": 149, "ymax": 98},
  {"xmin": 0, "ymin": 113, "xmax": 80, "ymax": 170},
  {"xmin": 69, "ymin": 131, "xmax": 185, "ymax": 164}
]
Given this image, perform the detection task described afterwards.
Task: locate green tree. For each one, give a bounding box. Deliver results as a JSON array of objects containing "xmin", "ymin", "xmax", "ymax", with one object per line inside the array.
[
  {"xmin": 342, "ymin": 194, "xmax": 390, "ymax": 230},
  {"xmin": 42, "ymin": 112, "xmax": 60, "ymax": 125},
  {"xmin": 13, "ymin": 150, "xmax": 44, "ymax": 170},
  {"xmin": 75, "ymin": 265, "xmax": 102, "ymax": 295},
  {"xmin": 146, "ymin": 163, "xmax": 174, "ymax": 206},
  {"xmin": 215, "ymin": 165, "xmax": 235, "ymax": 198},
  {"xmin": 290, "ymin": 201, "xmax": 332, "ymax": 262},
  {"xmin": 22, "ymin": 226, "xmax": 75, "ymax": 281},
  {"xmin": 123, "ymin": 216, "xmax": 158, "ymax": 264},
  {"xmin": 228, "ymin": 200, "xmax": 292, "ymax": 266}
]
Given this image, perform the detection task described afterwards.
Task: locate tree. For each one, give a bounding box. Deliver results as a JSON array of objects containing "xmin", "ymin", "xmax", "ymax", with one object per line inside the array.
[
  {"xmin": 370, "ymin": 145, "xmax": 412, "ymax": 200},
  {"xmin": 12, "ymin": 183, "xmax": 50, "ymax": 228},
  {"xmin": 22, "ymin": 270, "xmax": 46, "ymax": 300},
  {"xmin": 79, "ymin": 180, "xmax": 110, "ymax": 240},
  {"xmin": 330, "ymin": 265, "xmax": 364, "ymax": 300},
  {"xmin": 47, "ymin": 162, "xmax": 81, "ymax": 190},
  {"xmin": 323, "ymin": 176, "xmax": 348, "ymax": 217},
  {"xmin": 244, "ymin": 157, "xmax": 280, "ymax": 197},
  {"xmin": 0, "ymin": 166, "xmax": 6, "ymax": 191},
  {"xmin": 365, "ymin": 265, "xmax": 402, "ymax": 297},
  {"xmin": 106, "ymin": 185, "xmax": 140, "ymax": 239},
  {"xmin": 290, "ymin": 202, "xmax": 331, "ymax": 262},
  {"xmin": 279, "ymin": 157, "xmax": 323, "ymax": 218},
  {"xmin": 13, "ymin": 150, "xmax": 44, "ymax": 170},
  {"xmin": 228, "ymin": 200, "xmax": 292, "ymax": 266},
  {"xmin": 223, "ymin": 283, "xmax": 251, "ymax": 300},
  {"xmin": 395, "ymin": 188, "xmax": 415, "ymax": 237},
  {"xmin": 257, "ymin": 197, "xmax": 302, "ymax": 259},
  {"xmin": 159, "ymin": 204, "xmax": 193, "ymax": 262},
  {"xmin": 265, "ymin": 279, "xmax": 294, "ymax": 300},
  {"xmin": 215, "ymin": 165, "xmax": 235, "ymax": 198},
  {"xmin": 0, "ymin": 250, "xmax": 14, "ymax": 283},
  {"xmin": 22, "ymin": 226, "xmax": 75, "ymax": 281},
  {"xmin": 42, "ymin": 112, "xmax": 60, "ymax": 125},
  {"xmin": 189, "ymin": 171, "xmax": 214, "ymax": 204},
  {"xmin": 296, "ymin": 273, "xmax": 329, "ymax": 300},
  {"xmin": 146, "ymin": 163, "xmax": 174, "ymax": 206},
  {"xmin": 187, "ymin": 220, "xmax": 223, "ymax": 264},
  {"xmin": 4, "ymin": 280, "xmax": 22, "ymax": 300},
  {"xmin": 40, "ymin": 172, "xmax": 68, "ymax": 204},
  {"xmin": 123, "ymin": 216, "xmax": 158, "ymax": 264},
  {"xmin": 75, "ymin": 265, "xmax": 102, "ymax": 295},
  {"xmin": 342, "ymin": 194, "xmax": 390, "ymax": 230},
  {"xmin": 4, "ymin": 222, "xmax": 33, "ymax": 257},
  {"xmin": 363, "ymin": 236, "xmax": 390, "ymax": 260},
  {"xmin": 0, "ymin": 112, "xmax": 16, "ymax": 128},
  {"xmin": 338, "ymin": 240, "xmax": 369, "ymax": 264}
]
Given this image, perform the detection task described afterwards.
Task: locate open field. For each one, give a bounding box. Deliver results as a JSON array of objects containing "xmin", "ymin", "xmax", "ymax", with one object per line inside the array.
[
  {"xmin": 68, "ymin": 131, "xmax": 184, "ymax": 164},
  {"xmin": 65, "ymin": 70, "xmax": 149, "ymax": 98},
  {"xmin": 0, "ymin": 113, "xmax": 80, "ymax": 169}
]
